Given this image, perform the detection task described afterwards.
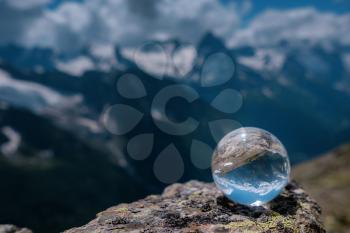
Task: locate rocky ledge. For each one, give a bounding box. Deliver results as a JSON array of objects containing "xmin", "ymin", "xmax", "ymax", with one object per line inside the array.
[
  {"xmin": 65, "ymin": 181, "xmax": 325, "ymax": 233},
  {"xmin": 0, "ymin": 225, "xmax": 32, "ymax": 233}
]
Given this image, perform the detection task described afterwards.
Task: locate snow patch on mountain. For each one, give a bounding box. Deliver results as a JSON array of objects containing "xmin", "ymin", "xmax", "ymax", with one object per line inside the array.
[
  {"xmin": 0, "ymin": 69, "xmax": 83, "ymax": 111},
  {"xmin": 0, "ymin": 126, "xmax": 21, "ymax": 156},
  {"xmin": 55, "ymin": 56, "xmax": 95, "ymax": 76},
  {"xmin": 237, "ymin": 48, "xmax": 285, "ymax": 72},
  {"xmin": 121, "ymin": 44, "xmax": 197, "ymax": 78}
]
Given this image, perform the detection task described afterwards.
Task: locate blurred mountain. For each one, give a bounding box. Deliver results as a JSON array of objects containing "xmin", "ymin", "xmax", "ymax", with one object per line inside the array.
[
  {"xmin": 0, "ymin": 33, "xmax": 350, "ymax": 232},
  {"xmin": 0, "ymin": 105, "xmax": 147, "ymax": 233},
  {"xmin": 293, "ymin": 143, "xmax": 350, "ymax": 233}
]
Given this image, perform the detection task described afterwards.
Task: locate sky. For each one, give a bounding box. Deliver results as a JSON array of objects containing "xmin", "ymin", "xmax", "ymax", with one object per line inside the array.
[
  {"xmin": 0, "ymin": 0, "xmax": 349, "ymax": 52},
  {"xmin": 239, "ymin": 0, "xmax": 350, "ymax": 14}
]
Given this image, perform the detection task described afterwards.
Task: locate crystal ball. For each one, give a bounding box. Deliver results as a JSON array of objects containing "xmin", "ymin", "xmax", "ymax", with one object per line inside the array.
[{"xmin": 211, "ymin": 127, "xmax": 290, "ymax": 206}]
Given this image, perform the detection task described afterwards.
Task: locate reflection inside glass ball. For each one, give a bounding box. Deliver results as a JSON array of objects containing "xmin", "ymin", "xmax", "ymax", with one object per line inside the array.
[{"xmin": 211, "ymin": 127, "xmax": 290, "ymax": 206}]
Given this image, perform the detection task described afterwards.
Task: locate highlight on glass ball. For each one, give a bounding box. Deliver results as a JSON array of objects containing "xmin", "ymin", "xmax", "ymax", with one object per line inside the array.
[{"xmin": 211, "ymin": 127, "xmax": 291, "ymax": 206}]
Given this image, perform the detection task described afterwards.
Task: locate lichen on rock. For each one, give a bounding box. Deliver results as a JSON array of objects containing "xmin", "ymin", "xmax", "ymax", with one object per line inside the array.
[{"xmin": 65, "ymin": 181, "xmax": 325, "ymax": 233}]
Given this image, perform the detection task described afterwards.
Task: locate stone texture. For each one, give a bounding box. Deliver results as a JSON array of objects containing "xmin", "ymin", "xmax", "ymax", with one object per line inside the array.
[
  {"xmin": 65, "ymin": 180, "xmax": 325, "ymax": 233},
  {"xmin": 0, "ymin": 225, "xmax": 32, "ymax": 233}
]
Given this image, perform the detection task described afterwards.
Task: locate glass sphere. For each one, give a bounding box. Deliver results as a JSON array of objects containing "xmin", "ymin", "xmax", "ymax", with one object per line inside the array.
[{"xmin": 211, "ymin": 127, "xmax": 290, "ymax": 206}]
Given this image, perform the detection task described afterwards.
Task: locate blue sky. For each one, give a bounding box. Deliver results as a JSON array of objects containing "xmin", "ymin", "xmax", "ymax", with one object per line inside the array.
[
  {"xmin": 255, "ymin": 0, "xmax": 350, "ymax": 12},
  {"xmin": 225, "ymin": 0, "xmax": 350, "ymax": 13}
]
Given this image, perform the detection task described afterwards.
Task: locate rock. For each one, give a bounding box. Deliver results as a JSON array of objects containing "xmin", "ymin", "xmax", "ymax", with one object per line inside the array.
[
  {"xmin": 0, "ymin": 225, "xmax": 32, "ymax": 233},
  {"xmin": 65, "ymin": 180, "xmax": 325, "ymax": 233}
]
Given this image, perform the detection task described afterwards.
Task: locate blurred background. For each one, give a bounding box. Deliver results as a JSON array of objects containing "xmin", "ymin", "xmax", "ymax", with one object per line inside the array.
[{"xmin": 0, "ymin": 0, "xmax": 349, "ymax": 232}]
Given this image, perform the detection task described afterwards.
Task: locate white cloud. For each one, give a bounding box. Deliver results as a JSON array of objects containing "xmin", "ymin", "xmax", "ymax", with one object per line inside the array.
[
  {"xmin": 229, "ymin": 8, "xmax": 350, "ymax": 72},
  {"xmin": 1, "ymin": 1, "xmax": 349, "ymax": 54},
  {"xmin": 229, "ymin": 8, "xmax": 350, "ymax": 48},
  {"xmin": 0, "ymin": 1, "xmax": 44, "ymax": 44},
  {"xmin": 22, "ymin": 2, "xmax": 92, "ymax": 50},
  {"xmin": 47, "ymin": 2, "xmax": 91, "ymax": 33},
  {"xmin": 0, "ymin": 0, "xmax": 243, "ymax": 51},
  {"xmin": 3, "ymin": 0, "xmax": 49, "ymax": 10}
]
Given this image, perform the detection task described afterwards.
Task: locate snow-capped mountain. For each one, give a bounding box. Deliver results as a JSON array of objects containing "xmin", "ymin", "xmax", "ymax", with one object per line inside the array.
[{"xmin": 0, "ymin": 32, "xmax": 350, "ymax": 232}]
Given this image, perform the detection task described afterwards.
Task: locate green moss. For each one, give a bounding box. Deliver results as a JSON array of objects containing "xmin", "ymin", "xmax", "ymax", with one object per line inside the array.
[
  {"xmin": 178, "ymin": 200, "xmax": 188, "ymax": 206},
  {"xmin": 300, "ymin": 202, "xmax": 311, "ymax": 210},
  {"xmin": 226, "ymin": 220, "xmax": 260, "ymax": 233},
  {"xmin": 114, "ymin": 207, "xmax": 128, "ymax": 213},
  {"xmin": 257, "ymin": 212, "xmax": 296, "ymax": 232},
  {"xmin": 226, "ymin": 212, "xmax": 297, "ymax": 233},
  {"xmin": 227, "ymin": 220, "xmax": 256, "ymax": 228},
  {"xmin": 188, "ymin": 191, "xmax": 202, "ymax": 199}
]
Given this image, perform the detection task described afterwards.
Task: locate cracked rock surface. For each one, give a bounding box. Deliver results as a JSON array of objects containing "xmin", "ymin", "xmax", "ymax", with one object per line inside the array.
[
  {"xmin": 0, "ymin": 225, "xmax": 32, "ymax": 233},
  {"xmin": 65, "ymin": 181, "xmax": 325, "ymax": 233}
]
